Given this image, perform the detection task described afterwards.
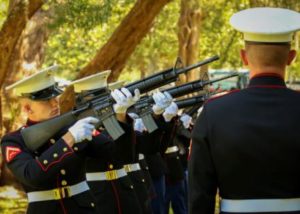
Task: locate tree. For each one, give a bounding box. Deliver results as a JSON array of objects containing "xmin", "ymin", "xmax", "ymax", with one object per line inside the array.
[
  {"xmin": 177, "ymin": 0, "xmax": 202, "ymax": 84},
  {"xmin": 79, "ymin": 0, "xmax": 172, "ymax": 82},
  {"xmin": 0, "ymin": 0, "xmax": 46, "ymax": 188},
  {"xmin": 60, "ymin": 0, "xmax": 172, "ymax": 112},
  {"xmin": 0, "ymin": 0, "xmax": 43, "ymax": 89}
]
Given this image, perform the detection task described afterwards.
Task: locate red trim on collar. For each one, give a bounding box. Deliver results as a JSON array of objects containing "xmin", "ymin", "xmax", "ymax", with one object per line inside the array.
[
  {"xmin": 248, "ymin": 85, "xmax": 286, "ymax": 89},
  {"xmin": 251, "ymin": 72, "xmax": 284, "ymax": 80},
  {"xmin": 26, "ymin": 119, "xmax": 40, "ymax": 126}
]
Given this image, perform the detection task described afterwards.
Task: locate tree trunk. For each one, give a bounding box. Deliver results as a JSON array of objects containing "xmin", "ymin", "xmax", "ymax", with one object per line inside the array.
[
  {"xmin": 0, "ymin": 0, "xmax": 46, "ymax": 187},
  {"xmin": 0, "ymin": 0, "xmax": 43, "ymax": 137},
  {"xmin": 177, "ymin": 0, "xmax": 202, "ymax": 85},
  {"xmin": 59, "ymin": 0, "xmax": 171, "ymax": 113},
  {"xmin": 3, "ymin": 9, "xmax": 51, "ymax": 133},
  {"xmin": 79, "ymin": 0, "xmax": 171, "ymax": 82},
  {"xmin": 0, "ymin": 0, "xmax": 44, "ymax": 89}
]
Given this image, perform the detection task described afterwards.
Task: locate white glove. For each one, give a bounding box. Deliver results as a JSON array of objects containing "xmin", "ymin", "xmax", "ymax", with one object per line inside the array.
[
  {"xmin": 152, "ymin": 91, "xmax": 173, "ymax": 115},
  {"xmin": 111, "ymin": 88, "xmax": 140, "ymax": 113},
  {"xmin": 180, "ymin": 114, "xmax": 192, "ymax": 129},
  {"xmin": 68, "ymin": 117, "xmax": 99, "ymax": 143},
  {"xmin": 134, "ymin": 118, "xmax": 146, "ymax": 132},
  {"xmin": 163, "ymin": 102, "xmax": 178, "ymax": 122}
]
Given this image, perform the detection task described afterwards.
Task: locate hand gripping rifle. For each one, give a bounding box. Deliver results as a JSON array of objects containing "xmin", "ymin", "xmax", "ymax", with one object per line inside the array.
[
  {"xmin": 132, "ymin": 72, "xmax": 238, "ymax": 131},
  {"xmin": 21, "ymin": 56, "xmax": 219, "ymax": 151}
]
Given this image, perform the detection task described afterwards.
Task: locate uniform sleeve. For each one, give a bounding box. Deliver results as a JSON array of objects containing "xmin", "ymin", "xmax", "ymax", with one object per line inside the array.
[
  {"xmin": 136, "ymin": 115, "xmax": 177, "ymax": 155},
  {"xmin": 136, "ymin": 128, "xmax": 163, "ymax": 155},
  {"xmin": 80, "ymin": 118, "xmax": 134, "ymax": 158},
  {"xmin": 159, "ymin": 117, "xmax": 178, "ymax": 154},
  {"xmin": 188, "ymin": 106, "xmax": 217, "ymax": 214},
  {"xmin": 1, "ymin": 135, "xmax": 74, "ymax": 188},
  {"xmin": 111, "ymin": 119, "xmax": 136, "ymax": 163},
  {"xmin": 83, "ymin": 133, "xmax": 114, "ymax": 158}
]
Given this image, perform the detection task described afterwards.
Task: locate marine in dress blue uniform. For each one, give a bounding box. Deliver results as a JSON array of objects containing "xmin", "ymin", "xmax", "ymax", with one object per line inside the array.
[
  {"xmin": 69, "ymin": 72, "xmax": 145, "ymax": 214},
  {"xmin": 164, "ymin": 114, "xmax": 193, "ymax": 214},
  {"xmin": 189, "ymin": 8, "xmax": 300, "ymax": 214},
  {"xmin": 1, "ymin": 67, "xmax": 114, "ymax": 214}
]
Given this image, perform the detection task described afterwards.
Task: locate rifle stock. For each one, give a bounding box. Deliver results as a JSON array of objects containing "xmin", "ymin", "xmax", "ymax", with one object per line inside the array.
[{"xmin": 21, "ymin": 112, "xmax": 77, "ymax": 151}]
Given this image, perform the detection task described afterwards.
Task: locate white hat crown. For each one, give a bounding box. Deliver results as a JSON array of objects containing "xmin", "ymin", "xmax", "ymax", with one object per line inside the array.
[
  {"xmin": 70, "ymin": 70, "xmax": 111, "ymax": 93},
  {"xmin": 230, "ymin": 7, "xmax": 300, "ymax": 42}
]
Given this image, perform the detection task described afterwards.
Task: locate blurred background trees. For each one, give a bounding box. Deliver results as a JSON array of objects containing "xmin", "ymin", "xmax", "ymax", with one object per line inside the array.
[{"xmin": 0, "ymin": 0, "xmax": 299, "ymax": 190}]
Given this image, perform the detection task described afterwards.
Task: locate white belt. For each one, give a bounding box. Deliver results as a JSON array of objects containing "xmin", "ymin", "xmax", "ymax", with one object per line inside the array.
[
  {"xmin": 124, "ymin": 163, "xmax": 141, "ymax": 173},
  {"xmin": 86, "ymin": 168, "xmax": 127, "ymax": 181},
  {"xmin": 165, "ymin": 146, "xmax": 179, "ymax": 154},
  {"xmin": 27, "ymin": 181, "xmax": 89, "ymax": 203},
  {"xmin": 138, "ymin": 153, "xmax": 145, "ymax": 160},
  {"xmin": 221, "ymin": 198, "xmax": 300, "ymax": 213}
]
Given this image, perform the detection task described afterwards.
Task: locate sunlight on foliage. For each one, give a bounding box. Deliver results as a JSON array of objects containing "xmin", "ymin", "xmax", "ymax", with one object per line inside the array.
[
  {"xmin": 0, "ymin": 186, "xmax": 27, "ymax": 214},
  {"xmin": 42, "ymin": 0, "xmax": 300, "ymax": 82},
  {"xmin": 0, "ymin": 0, "xmax": 8, "ymax": 27}
]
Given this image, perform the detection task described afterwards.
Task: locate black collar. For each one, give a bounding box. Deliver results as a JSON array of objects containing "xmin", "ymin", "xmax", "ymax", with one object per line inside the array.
[
  {"xmin": 248, "ymin": 73, "xmax": 286, "ymax": 88},
  {"xmin": 26, "ymin": 119, "xmax": 40, "ymax": 127}
]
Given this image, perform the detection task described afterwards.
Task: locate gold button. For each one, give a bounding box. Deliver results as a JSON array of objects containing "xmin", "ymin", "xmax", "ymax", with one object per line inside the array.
[
  {"xmin": 176, "ymin": 156, "xmax": 180, "ymax": 159},
  {"xmin": 53, "ymin": 153, "xmax": 58, "ymax": 158},
  {"xmin": 61, "ymin": 180, "xmax": 67, "ymax": 186},
  {"xmin": 130, "ymin": 185, "xmax": 134, "ymax": 189},
  {"xmin": 91, "ymin": 202, "xmax": 95, "ymax": 207},
  {"xmin": 50, "ymin": 139, "xmax": 55, "ymax": 144},
  {"xmin": 109, "ymin": 164, "xmax": 113, "ymax": 169},
  {"xmin": 63, "ymin": 147, "xmax": 68, "ymax": 152},
  {"xmin": 146, "ymin": 167, "xmax": 149, "ymax": 170},
  {"xmin": 74, "ymin": 146, "xmax": 78, "ymax": 151},
  {"xmin": 43, "ymin": 160, "xmax": 48, "ymax": 165},
  {"xmin": 60, "ymin": 169, "xmax": 66, "ymax": 175},
  {"xmin": 142, "ymin": 179, "xmax": 145, "ymax": 183}
]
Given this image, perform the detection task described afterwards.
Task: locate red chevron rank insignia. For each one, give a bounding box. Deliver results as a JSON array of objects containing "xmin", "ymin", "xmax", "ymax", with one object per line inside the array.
[{"xmin": 6, "ymin": 146, "xmax": 21, "ymax": 163}]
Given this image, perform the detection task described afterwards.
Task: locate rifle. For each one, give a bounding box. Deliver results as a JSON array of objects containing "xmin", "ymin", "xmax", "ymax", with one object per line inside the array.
[
  {"xmin": 21, "ymin": 56, "xmax": 219, "ymax": 151},
  {"xmin": 131, "ymin": 72, "xmax": 238, "ymax": 130},
  {"xmin": 175, "ymin": 94, "xmax": 207, "ymax": 109},
  {"xmin": 184, "ymin": 104, "xmax": 203, "ymax": 117}
]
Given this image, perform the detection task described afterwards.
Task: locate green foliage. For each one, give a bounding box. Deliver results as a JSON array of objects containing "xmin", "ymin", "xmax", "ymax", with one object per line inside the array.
[
  {"xmin": 44, "ymin": 0, "xmax": 135, "ymax": 79},
  {"xmin": 199, "ymin": 0, "xmax": 249, "ymax": 69},
  {"xmin": 42, "ymin": 0, "xmax": 300, "ymax": 83},
  {"xmin": 120, "ymin": 0, "xmax": 181, "ymax": 82},
  {"xmin": 50, "ymin": 0, "xmax": 122, "ymax": 30},
  {"xmin": 0, "ymin": 0, "xmax": 8, "ymax": 28}
]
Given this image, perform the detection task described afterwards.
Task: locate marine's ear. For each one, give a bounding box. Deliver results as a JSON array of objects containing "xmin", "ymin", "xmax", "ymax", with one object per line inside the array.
[
  {"xmin": 287, "ymin": 49, "xmax": 296, "ymax": 65},
  {"xmin": 240, "ymin": 49, "xmax": 249, "ymax": 66}
]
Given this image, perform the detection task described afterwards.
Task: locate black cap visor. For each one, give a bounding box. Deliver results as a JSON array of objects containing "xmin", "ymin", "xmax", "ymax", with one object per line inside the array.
[{"xmin": 21, "ymin": 84, "xmax": 63, "ymax": 101}]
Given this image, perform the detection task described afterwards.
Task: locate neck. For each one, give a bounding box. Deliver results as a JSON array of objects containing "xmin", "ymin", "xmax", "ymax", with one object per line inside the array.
[
  {"xmin": 28, "ymin": 116, "xmax": 42, "ymax": 123},
  {"xmin": 249, "ymin": 67, "xmax": 285, "ymax": 79}
]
